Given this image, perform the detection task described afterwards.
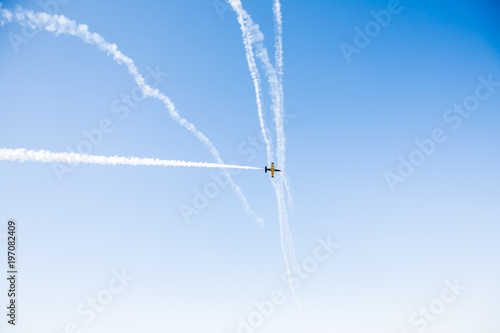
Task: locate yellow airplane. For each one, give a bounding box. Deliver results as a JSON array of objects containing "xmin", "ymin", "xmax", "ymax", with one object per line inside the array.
[{"xmin": 265, "ymin": 163, "xmax": 281, "ymax": 178}]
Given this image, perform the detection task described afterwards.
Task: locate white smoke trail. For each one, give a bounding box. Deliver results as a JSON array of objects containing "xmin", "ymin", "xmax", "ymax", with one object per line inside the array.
[
  {"xmin": 0, "ymin": 5, "xmax": 262, "ymax": 224},
  {"xmin": 0, "ymin": 4, "xmax": 12, "ymax": 25},
  {"xmin": 0, "ymin": 148, "xmax": 260, "ymax": 170},
  {"xmin": 271, "ymin": 0, "xmax": 293, "ymax": 208},
  {"xmin": 228, "ymin": 0, "xmax": 292, "ymax": 205},
  {"xmin": 228, "ymin": 0, "xmax": 300, "ymax": 307},
  {"xmin": 232, "ymin": 7, "xmax": 273, "ymax": 165},
  {"xmin": 273, "ymin": 0, "xmax": 284, "ymax": 80},
  {"xmin": 271, "ymin": 0, "xmax": 296, "ymax": 268},
  {"xmin": 248, "ymin": 4, "xmax": 293, "ymax": 208}
]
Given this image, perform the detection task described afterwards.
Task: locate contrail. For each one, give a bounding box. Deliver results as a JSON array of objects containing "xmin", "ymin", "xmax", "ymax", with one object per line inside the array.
[
  {"xmin": 228, "ymin": 0, "xmax": 282, "ymax": 166},
  {"xmin": 271, "ymin": 0, "xmax": 297, "ymax": 278},
  {"xmin": 273, "ymin": 0, "xmax": 284, "ymax": 80},
  {"xmin": 0, "ymin": 5, "xmax": 263, "ymax": 224},
  {"xmin": 272, "ymin": 0, "xmax": 293, "ymax": 207},
  {"xmin": 228, "ymin": 0, "xmax": 292, "ymax": 206},
  {"xmin": 0, "ymin": 148, "xmax": 260, "ymax": 170},
  {"xmin": 229, "ymin": 1, "xmax": 273, "ymax": 165},
  {"xmin": 228, "ymin": 0, "xmax": 300, "ymax": 307}
]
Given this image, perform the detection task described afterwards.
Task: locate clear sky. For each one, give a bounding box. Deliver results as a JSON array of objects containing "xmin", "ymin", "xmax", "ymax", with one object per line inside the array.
[{"xmin": 0, "ymin": 0, "xmax": 499, "ymax": 332}]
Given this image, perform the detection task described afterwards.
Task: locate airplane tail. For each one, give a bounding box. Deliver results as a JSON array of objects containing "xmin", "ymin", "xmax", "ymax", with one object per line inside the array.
[{"xmin": 265, "ymin": 166, "xmax": 269, "ymax": 173}]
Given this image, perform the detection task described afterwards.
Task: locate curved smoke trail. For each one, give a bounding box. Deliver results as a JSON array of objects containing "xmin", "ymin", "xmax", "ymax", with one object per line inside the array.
[
  {"xmin": 228, "ymin": 0, "xmax": 300, "ymax": 307},
  {"xmin": 231, "ymin": 6, "xmax": 273, "ymax": 165},
  {"xmin": 0, "ymin": 5, "xmax": 262, "ymax": 224},
  {"xmin": 228, "ymin": 0, "xmax": 293, "ymax": 206}
]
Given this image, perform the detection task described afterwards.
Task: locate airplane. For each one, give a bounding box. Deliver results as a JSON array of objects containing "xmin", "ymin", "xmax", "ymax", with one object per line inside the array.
[{"xmin": 265, "ymin": 163, "xmax": 281, "ymax": 178}]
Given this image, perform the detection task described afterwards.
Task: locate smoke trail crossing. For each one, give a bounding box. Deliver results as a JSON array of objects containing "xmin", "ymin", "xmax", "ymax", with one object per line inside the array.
[
  {"xmin": 229, "ymin": 1, "xmax": 273, "ymax": 165},
  {"xmin": 228, "ymin": 0, "xmax": 292, "ymax": 206},
  {"xmin": 271, "ymin": 0, "xmax": 297, "ymax": 272},
  {"xmin": 0, "ymin": 148, "xmax": 260, "ymax": 170},
  {"xmin": 228, "ymin": 0, "xmax": 300, "ymax": 307},
  {"xmin": 271, "ymin": 0, "xmax": 293, "ymax": 207},
  {"xmin": 0, "ymin": 5, "xmax": 262, "ymax": 224}
]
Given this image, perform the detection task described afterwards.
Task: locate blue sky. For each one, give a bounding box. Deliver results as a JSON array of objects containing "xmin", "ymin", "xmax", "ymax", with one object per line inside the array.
[{"xmin": 0, "ymin": 0, "xmax": 499, "ymax": 332}]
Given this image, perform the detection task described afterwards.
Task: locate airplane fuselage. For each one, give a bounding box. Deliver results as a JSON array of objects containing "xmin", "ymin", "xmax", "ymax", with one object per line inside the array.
[{"xmin": 265, "ymin": 163, "xmax": 281, "ymax": 177}]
